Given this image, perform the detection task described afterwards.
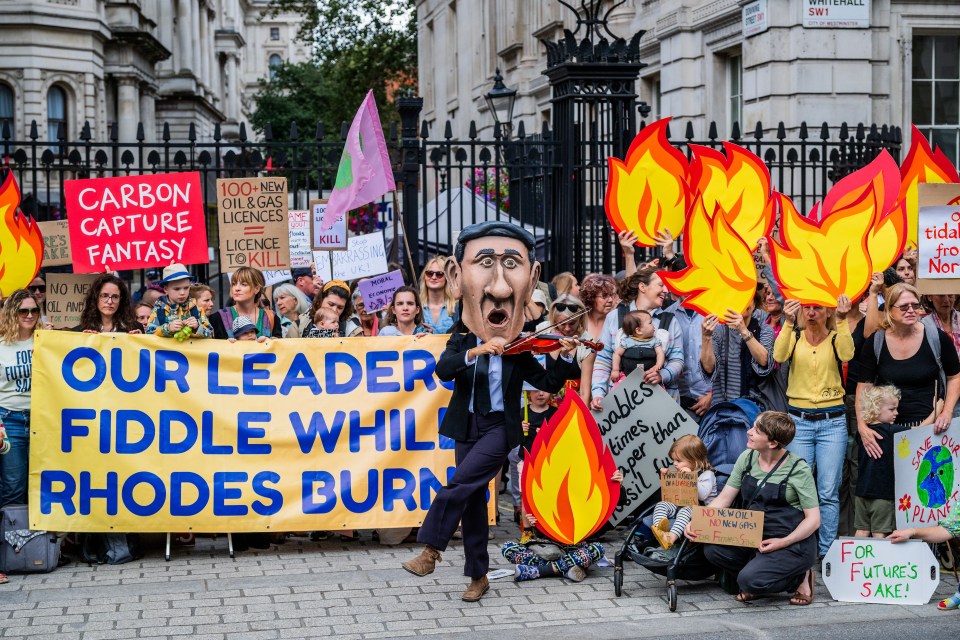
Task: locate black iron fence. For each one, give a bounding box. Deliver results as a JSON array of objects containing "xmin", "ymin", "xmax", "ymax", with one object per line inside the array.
[{"xmin": 2, "ymin": 109, "xmax": 902, "ymax": 288}]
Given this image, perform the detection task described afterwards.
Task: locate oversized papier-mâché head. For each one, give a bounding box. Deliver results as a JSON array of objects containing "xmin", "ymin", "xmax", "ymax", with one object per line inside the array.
[{"xmin": 446, "ymin": 221, "xmax": 540, "ymax": 343}]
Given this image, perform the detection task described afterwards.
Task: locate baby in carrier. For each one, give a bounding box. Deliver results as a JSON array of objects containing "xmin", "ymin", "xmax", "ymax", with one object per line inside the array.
[{"xmin": 611, "ymin": 310, "xmax": 665, "ymax": 384}]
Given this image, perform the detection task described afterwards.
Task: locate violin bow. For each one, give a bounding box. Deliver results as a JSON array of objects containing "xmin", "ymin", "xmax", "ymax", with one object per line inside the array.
[{"xmin": 505, "ymin": 308, "xmax": 589, "ymax": 352}]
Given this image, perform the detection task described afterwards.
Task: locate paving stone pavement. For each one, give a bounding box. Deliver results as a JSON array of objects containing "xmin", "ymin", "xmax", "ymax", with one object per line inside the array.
[{"xmin": 0, "ymin": 504, "xmax": 956, "ymax": 640}]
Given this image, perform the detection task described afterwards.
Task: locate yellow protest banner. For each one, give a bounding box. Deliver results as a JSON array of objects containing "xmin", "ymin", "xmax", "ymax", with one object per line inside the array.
[{"xmin": 29, "ymin": 332, "xmax": 488, "ymax": 533}]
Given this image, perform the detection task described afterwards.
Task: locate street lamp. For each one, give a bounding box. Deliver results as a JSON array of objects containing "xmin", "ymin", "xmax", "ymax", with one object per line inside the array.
[{"xmin": 485, "ymin": 68, "xmax": 516, "ymax": 137}]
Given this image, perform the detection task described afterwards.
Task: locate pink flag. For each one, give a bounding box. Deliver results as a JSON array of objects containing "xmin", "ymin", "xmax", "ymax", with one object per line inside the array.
[{"xmin": 321, "ymin": 90, "xmax": 396, "ymax": 231}]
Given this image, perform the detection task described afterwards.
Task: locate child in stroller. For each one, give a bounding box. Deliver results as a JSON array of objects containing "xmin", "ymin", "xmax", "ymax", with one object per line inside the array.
[{"xmin": 649, "ymin": 435, "xmax": 718, "ymax": 558}]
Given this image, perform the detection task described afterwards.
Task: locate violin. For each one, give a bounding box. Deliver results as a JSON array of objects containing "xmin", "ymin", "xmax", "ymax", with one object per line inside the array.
[{"xmin": 502, "ymin": 333, "xmax": 603, "ymax": 356}]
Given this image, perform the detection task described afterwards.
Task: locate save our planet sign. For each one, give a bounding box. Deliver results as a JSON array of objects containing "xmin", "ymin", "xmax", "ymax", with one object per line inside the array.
[{"xmin": 894, "ymin": 421, "xmax": 960, "ymax": 529}]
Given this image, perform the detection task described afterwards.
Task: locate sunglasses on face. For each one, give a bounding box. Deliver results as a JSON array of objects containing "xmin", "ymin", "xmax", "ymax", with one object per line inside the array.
[
  {"xmin": 554, "ymin": 303, "xmax": 582, "ymax": 314},
  {"xmin": 424, "ymin": 270, "xmax": 445, "ymax": 279},
  {"xmin": 17, "ymin": 307, "xmax": 39, "ymax": 317},
  {"xmin": 893, "ymin": 302, "xmax": 923, "ymax": 312},
  {"xmin": 28, "ymin": 285, "xmax": 46, "ymax": 293}
]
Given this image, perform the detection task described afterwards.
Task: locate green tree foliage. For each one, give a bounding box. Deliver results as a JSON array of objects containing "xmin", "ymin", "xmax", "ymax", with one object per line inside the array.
[{"xmin": 251, "ymin": 0, "xmax": 416, "ymax": 142}]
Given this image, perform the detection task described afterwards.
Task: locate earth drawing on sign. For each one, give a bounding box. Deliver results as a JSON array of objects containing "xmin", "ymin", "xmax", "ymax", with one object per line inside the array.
[{"xmin": 917, "ymin": 446, "xmax": 954, "ymax": 508}]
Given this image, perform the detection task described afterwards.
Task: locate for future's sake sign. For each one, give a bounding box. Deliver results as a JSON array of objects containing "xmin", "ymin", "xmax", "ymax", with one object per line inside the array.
[
  {"xmin": 894, "ymin": 421, "xmax": 960, "ymax": 529},
  {"xmin": 64, "ymin": 173, "xmax": 208, "ymax": 272},
  {"xmin": 593, "ymin": 369, "xmax": 696, "ymax": 525},
  {"xmin": 217, "ymin": 177, "xmax": 290, "ymax": 272},
  {"xmin": 822, "ymin": 538, "xmax": 940, "ymax": 605}
]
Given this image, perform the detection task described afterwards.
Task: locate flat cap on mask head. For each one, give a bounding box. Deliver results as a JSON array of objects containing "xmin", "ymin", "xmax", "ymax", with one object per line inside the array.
[{"xmin": 454, "ymin": 221, "xmax": 536, "ymax": 265}]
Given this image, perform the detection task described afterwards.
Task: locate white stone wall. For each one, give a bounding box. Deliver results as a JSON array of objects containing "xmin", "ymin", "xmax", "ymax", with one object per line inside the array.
[
  {"xmin": 417, "ymin": 0, "xmax": 960, "ymax": 147},
  {"xmin": 0, "ymin": 0, "xmax": 309, "ymax": 144}
]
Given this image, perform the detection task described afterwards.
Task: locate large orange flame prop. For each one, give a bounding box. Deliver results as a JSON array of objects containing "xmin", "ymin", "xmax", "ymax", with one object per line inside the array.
[
  {"xmin": 688, "ymin": 142, "xmax": 775, "ymax": 251},
  {"xmin": 770, "ymin": 151, "xmax": 904, "ymax": 306},
  {"xmin": 605, "ymin": 118, "xmax": 690, "ymax": 247},
  {"xmin": 0, "ymin": 172, "xmax": 43, "ymax": 297},
  {"xmin": 522, "ymin": 393, "xmax": 619, "ymax": 545},
  {"xmin": 899, "ymin": 126, "xmax": 960, "ymax": 249},
  {"xmin": 660, "ymin": 196, "xmax": 759, "ymax": 319}
]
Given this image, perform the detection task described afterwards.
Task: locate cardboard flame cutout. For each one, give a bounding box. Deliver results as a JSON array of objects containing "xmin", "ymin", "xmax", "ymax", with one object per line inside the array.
[
  {"xmin": 0, "ymin": 172, "xmax": 43, "ymax": 297},
  {"xmin": 522, "ymin": 393, "xmax": 619, "ymax": 545},
  {"xmin": 688, "ymin": 143, "xmax": 775, "ymax": 251},
  {"xmin": 898, "ymin": 126, "xmax": 960, "ymax": 249},
  {"xmin": 770, "ymin": 151, "xmax": 904, "ymax": 306},
  {"xmin": 661, "ymin": 196, "xmax": 759, "ymax": 318},
  {"xmin": 604, "ymin": 118, "xmax": 690, "ymax": 247}
]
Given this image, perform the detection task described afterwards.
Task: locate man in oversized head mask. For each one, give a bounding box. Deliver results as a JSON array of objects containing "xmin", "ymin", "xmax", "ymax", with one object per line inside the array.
[{"xmin": 401, "ymin": 221, "xmax": 580, "ymax": 602}]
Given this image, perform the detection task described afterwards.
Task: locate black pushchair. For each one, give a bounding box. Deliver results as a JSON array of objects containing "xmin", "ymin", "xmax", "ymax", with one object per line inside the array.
[{"xmin": 612, "ymin": 399, "xmax": 760, "ymax": 610}]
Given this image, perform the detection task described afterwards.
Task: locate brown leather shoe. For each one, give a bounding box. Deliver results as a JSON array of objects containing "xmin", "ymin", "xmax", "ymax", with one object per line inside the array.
[
  {"xmin": 401, "ymin": 545, "xmax": 441, "ymax": 576},
  {"xmin": 461, "ymin": 576, "xmax": 489, "ymax": 602}
]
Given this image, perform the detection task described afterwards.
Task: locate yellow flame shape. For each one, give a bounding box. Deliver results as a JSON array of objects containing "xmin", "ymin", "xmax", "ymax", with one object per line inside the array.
[
  {"xmin": 690, "ymin": 143, "xmax": 775, "ymax": 251},
  {"xmin": 523, "ymin": 394, "xmax": 616, "ymax": 545},
  {"xmin": 0, "ymin": 172, "xmax": 43, "ymax": 297},
  {"xmin": 660, "ymin": 197, "xmax": 758, "ymax": 319},
  {"xmin": 605, "ymin": 119, "xmax": 690, "ymax": 246}
]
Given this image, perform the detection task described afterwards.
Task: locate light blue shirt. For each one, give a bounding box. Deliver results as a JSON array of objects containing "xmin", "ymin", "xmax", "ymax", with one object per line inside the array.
[
  {"xmin": 423, "ymin": 306, "xmax": 455, "ymax": 334},
  {"xmin": 465, "ymin": 345, "xmax": 504, "ymax": 413}
]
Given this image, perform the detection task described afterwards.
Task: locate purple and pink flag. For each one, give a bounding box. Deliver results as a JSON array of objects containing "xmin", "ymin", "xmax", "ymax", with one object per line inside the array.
[{"xmin": 321, "ymin": 90, "xmax": 396, "ymax": 231}]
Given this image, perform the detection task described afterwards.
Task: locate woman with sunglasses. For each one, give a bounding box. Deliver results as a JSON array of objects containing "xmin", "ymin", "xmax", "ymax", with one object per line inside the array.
[
  {"xmin": 857, "ymin": 283, "xmax": 960, "ymax": 452},
  {"xmin": 74, "ymin": 274, "xmax": 141, "ymax": 333},
  {"xmin": 0, "ymin": 290, "xmax": 41, "ymax": 518},
  {"xmin": 773, "ymin": 294, "xmax": 855, "ymax": 559},
  {"xmin": 418, "ymin": 256, "xmax": 457, "ymax": 334}
]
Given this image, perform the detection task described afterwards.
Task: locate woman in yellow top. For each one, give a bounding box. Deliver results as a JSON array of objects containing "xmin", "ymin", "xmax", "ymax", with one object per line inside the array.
[{"xmin": 773, "ymin": 295, "xmax": 854, "ymax": 558}]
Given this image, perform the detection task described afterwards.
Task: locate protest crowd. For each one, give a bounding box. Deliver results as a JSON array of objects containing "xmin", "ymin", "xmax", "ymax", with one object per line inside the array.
[{"xmin": 1, "ymin": 230, "xmax": 958, "ymax": 611}]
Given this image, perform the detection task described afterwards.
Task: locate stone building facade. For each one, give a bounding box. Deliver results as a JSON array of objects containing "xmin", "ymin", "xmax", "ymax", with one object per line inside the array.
[
  {"xmin": 0, "ymin": 0, "xmax": 308, "ymax": 144},
  {"xmin": 416, "ymin": 0, "xmax": 960, "ymax": 164}
]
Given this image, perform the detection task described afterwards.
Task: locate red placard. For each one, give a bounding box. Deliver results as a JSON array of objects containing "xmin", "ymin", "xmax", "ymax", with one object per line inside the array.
[{"xmin": 64, "ymin": 172, "xmax": 208, "ymax": 272}]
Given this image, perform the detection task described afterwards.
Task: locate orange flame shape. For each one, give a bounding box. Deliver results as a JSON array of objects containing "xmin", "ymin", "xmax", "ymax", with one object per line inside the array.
[
  {"xmin": 660, "ymin": 196, "xmax": 759, "ymax": 319},
  {"xmin": 770, "ymin": 151, "xmax": 904, "ymax": 306},
  {"xmin": 521, "ymin": 393, "xmax": 619, "ymax": 545},
  {"xmin": 0, "ymin": 172, "xmax": 43, "ymax": 297},
  {"xmin": 688, "ymin": 142, "xmax": 775, "ymax": 251},
  {"xmin": 605, "ymin": 118, "xmax": 690, "ymax": 246},
  {"xmin": 898, "ymin": 126, "xmax": 960, "ymax": 249}
]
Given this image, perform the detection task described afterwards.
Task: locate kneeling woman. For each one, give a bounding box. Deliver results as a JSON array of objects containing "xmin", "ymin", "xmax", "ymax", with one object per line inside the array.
[{"xmin": 687, "ymin": 411, "xmax": 820, "ymax": 605}]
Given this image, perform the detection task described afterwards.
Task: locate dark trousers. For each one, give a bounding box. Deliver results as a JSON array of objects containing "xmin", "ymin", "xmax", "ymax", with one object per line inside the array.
[
  {"xmin": 418, "ymin": 412, "xmax": 509, "ymax": 578},
  {"xmin": 703, "ymin": 537, "xmax": 815, "ymax": 595}
]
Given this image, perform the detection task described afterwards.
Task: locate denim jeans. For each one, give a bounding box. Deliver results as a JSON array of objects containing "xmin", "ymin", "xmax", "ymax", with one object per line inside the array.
[
  {"xmin": 786, "ymin": 406, "xmax": 846, "ymax": 556},
  {"xmin": 0, "ymin": 408, "xmax": 30, "ymax": 507}
]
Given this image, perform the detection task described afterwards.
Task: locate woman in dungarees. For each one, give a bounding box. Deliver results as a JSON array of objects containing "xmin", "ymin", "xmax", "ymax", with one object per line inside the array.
[{"xmin": 686, "ymin": 411, "xmax": 820, "ymax": 605}]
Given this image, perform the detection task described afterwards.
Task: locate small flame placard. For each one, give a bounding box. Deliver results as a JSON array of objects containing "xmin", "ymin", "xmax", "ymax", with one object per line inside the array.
[
  {"xmin": 899, "ymin": 126, "xmax": 960, "ymax": 250},
  {"xmin": 521, "ymin": 392, "xmax": 619, "ymax": 545}
]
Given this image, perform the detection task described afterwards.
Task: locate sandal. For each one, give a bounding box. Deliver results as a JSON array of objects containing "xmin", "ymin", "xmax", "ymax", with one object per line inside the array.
[
  {"xmin": 938, "ymin": 593, "xmax": 960, "ymax": 610},
  {"xmin": 0, "ymin": 572, "xmax": 8, "ymax": 585},
  {"xmin": 735, "ymin": 592, "xmax": 758, "ymax": 603},
  {"xmin": 790, "ymin": 570, "xmax": 815, "ymax": 606}
]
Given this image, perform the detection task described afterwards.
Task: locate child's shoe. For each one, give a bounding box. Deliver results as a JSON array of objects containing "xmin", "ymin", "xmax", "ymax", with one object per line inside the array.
[
  {"xmin": 651, "ymin": 518, "xmax": 673, "ymax": 549},
  {"xmin": 938, "ymin": 592, "xmax": 960, "ymax": 610}
]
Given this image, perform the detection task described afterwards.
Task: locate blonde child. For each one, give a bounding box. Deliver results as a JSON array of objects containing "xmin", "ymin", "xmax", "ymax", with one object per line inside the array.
[
  {"xmin": 651, "ymin": 435, "xmax": 717, "ymax": 552},
  {"xmin": 611, "ymin": 310, "xmax": 665, "ymax": 383},
  {"xmin": 146, "ymin": 264, "xmax": 213, "ymax": 339},
  {"xmin": 855, "ymin": 386, "xmax": 919, "ymax": 538},
  {"xmin": 303, "ymin": 308, "xmax": 340, "ymax": 339}
]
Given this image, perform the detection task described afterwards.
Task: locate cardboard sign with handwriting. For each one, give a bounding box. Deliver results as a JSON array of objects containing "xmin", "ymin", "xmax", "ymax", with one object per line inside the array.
[
  {"xmin": 690, "ymin": 506, "xmax": 764, "ymax": 548},
  {"xmin": 46, "ymin": 273, "xmax": 101, "ymax": 328},
  {"xmin": 661, "ymin": 470, "xmax": 699, "ymax": 507},
  {"xmin": 37, "ymin": 220, "xmax": 72, "ymax": 267},
  {"xmin": 592, "ymin": 368, "xmax": 697, "ymax": 526},
  {"xmin": 217, "ymin": 177, "xmax": 290, "ymax": 271},
  {"xmin": 917, "ymin": 183, "xmax": 960, "ymax": 294}
]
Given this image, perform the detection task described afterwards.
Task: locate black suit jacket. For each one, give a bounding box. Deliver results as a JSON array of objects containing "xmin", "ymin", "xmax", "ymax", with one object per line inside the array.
[{"xmin": 435, "ymin": 332, "xmax": 580, "ymax": 449}]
